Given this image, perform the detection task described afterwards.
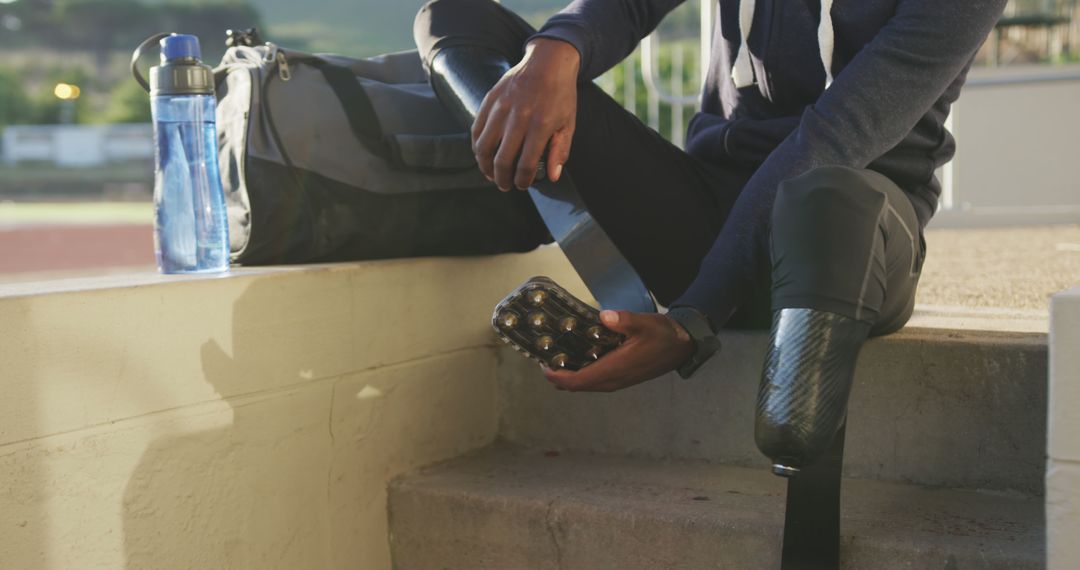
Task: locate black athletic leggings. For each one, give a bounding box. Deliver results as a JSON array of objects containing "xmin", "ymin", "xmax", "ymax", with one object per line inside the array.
[{"xmin": 415, "ymin": 0, "xmax": 925, "ymax": 334}]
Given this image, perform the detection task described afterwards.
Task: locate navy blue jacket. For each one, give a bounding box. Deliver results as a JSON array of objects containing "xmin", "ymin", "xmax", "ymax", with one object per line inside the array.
[{"xmin": 534, "ymin": 0, "xmax": 1006, "ymax": 320}]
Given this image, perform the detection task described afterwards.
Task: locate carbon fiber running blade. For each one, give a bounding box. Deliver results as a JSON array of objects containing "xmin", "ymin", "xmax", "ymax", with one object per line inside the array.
[
  {"xmin": 529, "ymin": 176, "xmax": 655, "ymax": 313},
  {"xmin": 756, "ymin": 309, "xmax": 867, "ymax": 472}
]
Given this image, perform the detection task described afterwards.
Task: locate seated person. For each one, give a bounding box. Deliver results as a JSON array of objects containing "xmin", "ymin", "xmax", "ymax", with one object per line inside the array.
[{"xmin": 414, "ymin": 0, "xmax": 1006, "ymax": 472}]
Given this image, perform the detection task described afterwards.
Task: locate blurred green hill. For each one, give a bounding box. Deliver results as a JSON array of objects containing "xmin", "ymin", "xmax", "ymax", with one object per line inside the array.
[
  {"xmin": 0, "ymin": 0, "xmax": 264, "ymax": 58},
  {"xmin": 149, "ymin": 0, "xmax": 569, "ymax": 56},
  {"xmin": 0, "ymin": 0, "xmax": 698, "ymax": 129},
  {"xmin": 0, "ymin": 0, "xmax": 567, "ymax": 59},
  {"xmin": 246, "ymin": 0, "xmax": 569, "ymax": 56}
]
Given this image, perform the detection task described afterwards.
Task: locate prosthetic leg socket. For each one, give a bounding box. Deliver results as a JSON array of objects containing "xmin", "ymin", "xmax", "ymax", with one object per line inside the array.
[
  {"xmin": 429, "ymin": 46, "xmax": 511, "ymax": 131},
  {"xmin": 755, "ymin": 308, "xmax": 870, "ymax": 477},
  {"xmin": 429, "ymin": 46, "xmax": 552, "ymax": 181}
]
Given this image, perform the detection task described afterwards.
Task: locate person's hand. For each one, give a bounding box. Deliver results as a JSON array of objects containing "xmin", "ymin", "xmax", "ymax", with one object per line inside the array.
[
  {"xmin": 543, "ymin": 310, "xmax": 695, "ymax": 392},
  {"xmin": 472, "ymin": 38, "xmax": 580, "ymax": 191}
]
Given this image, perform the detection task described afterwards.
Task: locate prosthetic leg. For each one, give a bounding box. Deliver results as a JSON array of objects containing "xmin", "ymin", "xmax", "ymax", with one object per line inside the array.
[
  {"xmin": 755, "ymin": 166, "xmax": 900, "ymax": 478},
  {"xmin": 758, "ymin": 309, "xmax": 868, "ymax": 569},
  {"xmin": 754, "ymin": 165, "xmax": 923, "ymax": 568},
  {"xmin": 756, "ymin": 309, "xmax": 870, "ymax": 476},
  {"xmin": 429, "ymin": 46, "xmax": 655, "ymax": 314}
]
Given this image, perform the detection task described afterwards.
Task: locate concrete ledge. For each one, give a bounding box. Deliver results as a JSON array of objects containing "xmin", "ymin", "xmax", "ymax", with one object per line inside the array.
[
  {"xmin": 0, "ymin": 241, "xmax": 1060, "ymax": 567},
  {"xmin": 0, "ymin": 246, "xmax": 585, "ymax": 446},
  {"xmin": 389, "ymin": 445, "xmax": 1044, "ymax": 569},
  {"xmin": 498, "ymin": 325, "xmax": 1048, "ymax": 494},
  {"xmin": 1048, "ymin": 286, "xmax": 1080, "ymax": 570},
  {"xmin": 0, "ymin": 247, "xmax": 586, "ymax": 569}
]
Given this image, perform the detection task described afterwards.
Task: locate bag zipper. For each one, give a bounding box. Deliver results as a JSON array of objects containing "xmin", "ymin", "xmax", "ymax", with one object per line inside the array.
[
  {"xmin": 276, "ymin": 52, "xmax": 291, "ymax": 82},
  {"xmin": 263, "ymin": 42, "xmax": 292, "ymax": 82},
  {"xmin": 258, "ymin": 48, "xmax": 316, "ymax": 258}
]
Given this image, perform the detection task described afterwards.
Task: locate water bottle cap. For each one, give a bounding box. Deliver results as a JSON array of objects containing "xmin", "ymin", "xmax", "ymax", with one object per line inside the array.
[
  {"xmin": 149, "ymin": 33, "xmax": 213, "ymax": 95},
  {"xmin": 160, "ymin": 34, "xmax": 201, "ymax": 63}
]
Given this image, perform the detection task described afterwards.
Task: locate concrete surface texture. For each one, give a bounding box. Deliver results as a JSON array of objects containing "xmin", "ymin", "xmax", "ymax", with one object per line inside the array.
[
  {"xmin": 918, "ymin": 224, "xmax": 1080, "ymax": 311},
  {"xmin": 389, "ymin": 247, "xmax": 1055, "ymax": 568},
  {"xmin": 1049, "ymin": 286, "xmax": 1080, "ymax": 570},
  {"xmin": 497, "ymin": 327, "xmax": 1048, "ymax": 495},
  {"xmin": 0, "ymin": 248, "xmax": 584, "ymax": 569},
  {"xmin": 0, "ymin": 220, "xmax": 1073, "ymax": 568},
  {"xmin": 389, "ymin": 445, "xmax": 1043, "ymax": 570}
]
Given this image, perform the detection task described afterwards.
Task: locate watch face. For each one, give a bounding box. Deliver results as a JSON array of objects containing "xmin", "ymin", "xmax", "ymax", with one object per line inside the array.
[{"xmin": 492, "ymin": 276, "xmax": 623, "ymax": 371}]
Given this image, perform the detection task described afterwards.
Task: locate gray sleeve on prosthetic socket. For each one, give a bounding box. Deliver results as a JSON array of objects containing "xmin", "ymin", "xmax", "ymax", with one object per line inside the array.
[{"xmin": 770, "ymin": 166, "xmax": 904, "ymax": 327}]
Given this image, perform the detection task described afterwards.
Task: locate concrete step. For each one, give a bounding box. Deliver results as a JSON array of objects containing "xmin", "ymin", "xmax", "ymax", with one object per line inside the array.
[
  {"xmin": 389, "ymin": 445, "xmax": 1044, "ymax": 570},
  {"xmin": 496, "ymin": 327, "xmax": 1048, "ymax": 495}
]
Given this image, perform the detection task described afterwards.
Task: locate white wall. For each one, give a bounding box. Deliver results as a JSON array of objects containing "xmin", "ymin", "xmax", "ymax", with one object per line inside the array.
[{"xmin": 931, "ymin": 65, "xmax": 1080, "ymax": 227}]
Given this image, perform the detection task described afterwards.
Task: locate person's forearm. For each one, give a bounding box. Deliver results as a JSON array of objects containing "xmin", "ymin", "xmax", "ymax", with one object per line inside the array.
[
  {"xmin": 532, "ymin": 0, "xmax": 684, "ymax": 79},
  {"xmin": 522, "ymin": 37, "xmax": 581, "ymax": 82}
]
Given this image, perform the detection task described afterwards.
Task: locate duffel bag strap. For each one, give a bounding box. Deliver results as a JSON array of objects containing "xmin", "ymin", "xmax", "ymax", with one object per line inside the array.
[
  {"xmin": 307, "ymin": 58, "xmax": 475, "ymax": 173},
  {"xmin": 384, "ymin": 132, "xmax": 478, "ymax": 172},
  {"xmin": 307, "ymin": 59, "xmax": 396, "ymax": 162}
]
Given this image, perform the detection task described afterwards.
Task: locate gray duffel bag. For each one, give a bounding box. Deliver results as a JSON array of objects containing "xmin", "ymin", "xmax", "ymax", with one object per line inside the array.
[{"xmin": 214, "ymin": 40, "xmax": 548, "ymax": 264}]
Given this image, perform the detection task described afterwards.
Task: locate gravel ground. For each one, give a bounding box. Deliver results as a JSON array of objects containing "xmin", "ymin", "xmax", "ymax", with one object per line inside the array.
[{"xmin": 917, "ymin": 224, "xmax": 1080, "ymax": 311}]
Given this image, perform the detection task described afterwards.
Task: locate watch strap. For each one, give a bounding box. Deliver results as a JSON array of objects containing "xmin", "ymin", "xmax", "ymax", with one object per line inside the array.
[{"xmin": 666, "ymin": 306, "xmax": 721, "ymax": 379}]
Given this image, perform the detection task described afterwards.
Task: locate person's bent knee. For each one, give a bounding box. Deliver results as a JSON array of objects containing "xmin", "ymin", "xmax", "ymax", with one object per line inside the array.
[
  {"xmin": 770, "ymin": 166, "xmax": 889, "ymax": 325},
  {"xmin": 772, "ymin": 165, "xmax": 886, "ymax": 229},
  {"xmin": 414, "ymin": 0, "xmax": 524, "ymax": 67},
  {"xmin": 414, "ymin": 0, "xmax": 459, "ymax": 61},
  {"xmin": 785, "ymin": 165, "xmax": 875, "ymax": 192}
]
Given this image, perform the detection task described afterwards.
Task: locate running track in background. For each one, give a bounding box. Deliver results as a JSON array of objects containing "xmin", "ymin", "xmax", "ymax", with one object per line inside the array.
[
  {"xmin": 0, "ymin": 225, "xmax": 154, "ymax": 274},
  {"xmin": 0, "ymin": 203, "xmax": 155, "ymax": 277}
]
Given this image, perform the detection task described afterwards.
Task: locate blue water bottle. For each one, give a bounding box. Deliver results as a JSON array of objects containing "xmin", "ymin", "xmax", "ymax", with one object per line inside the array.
[{"xmin": 132, "ymin": 33, "xmax": 229, "ymax": 274}]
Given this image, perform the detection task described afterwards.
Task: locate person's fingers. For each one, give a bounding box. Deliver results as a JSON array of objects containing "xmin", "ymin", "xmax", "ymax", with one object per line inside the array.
[
  {"xmin": 599, "ymin": 310, "xmax": 649, "ymax": 336},
  {"xmin": 544, "ymin": 360, "xmax": 598, "ymax": 385},
  {"xmin": 546, "ymin": 125, "xmax": 574, "ymax": 182},
  {"xmin": 473, "ymin": 104, "xmax": 508, "ymax": 185},
  {"xmin": 514, "ymin": 123, "xmax": 551, "ymax": 190},
  {"xmin": 543, "ymin": 342, "xmax": 639, "ymax": 391},
  {"xmin": 543, "ymin": 372, "xmax": 571, "ymax": 391},
  {"xmin": 471, "ymin": 88, "xmax": 498, "ymax": 153},
  {"xmin": 546, "ymin": 366, "xmax": 619, "ymax": 393},
  {"xmin": 541, "ymin": 367, "xmax": 570, "ymax": 391},
  {"xmin": 493, "ymin": 115, "xmax": 527, "ymax": 191}
]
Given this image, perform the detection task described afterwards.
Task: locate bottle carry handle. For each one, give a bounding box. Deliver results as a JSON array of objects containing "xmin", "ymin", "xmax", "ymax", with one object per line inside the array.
[{"xmin": 131, "ymin": 33, "xmax": 172, "ymax": 93}]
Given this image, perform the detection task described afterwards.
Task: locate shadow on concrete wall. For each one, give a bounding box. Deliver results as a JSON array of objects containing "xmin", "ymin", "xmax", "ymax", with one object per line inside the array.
[{"xmin": 122, "ymin": 280, "xmax": 333, "ymax": 568}]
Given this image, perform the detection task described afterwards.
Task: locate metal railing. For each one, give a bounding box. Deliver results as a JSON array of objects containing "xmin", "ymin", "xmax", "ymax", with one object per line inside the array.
[
  {"xmin": 638, "ymin": 0, "xmax": 714, "ymax": 147},
  {"xmin": 599, "ymin": 2, "xmax": 1080, "ymax": 226},
  {"xmin": 598, "ymin": 0, "xmax": 713, "ymax": 147}
]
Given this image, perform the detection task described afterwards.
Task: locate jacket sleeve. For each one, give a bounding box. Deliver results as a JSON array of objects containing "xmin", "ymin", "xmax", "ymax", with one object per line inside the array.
[
  {"xmin": 532, "ymin": 0, "xmax": 685, "ymax": 80},
  {"xmin": 673, "ymin": 0, "xmax": 1007, "ymax": 324}
]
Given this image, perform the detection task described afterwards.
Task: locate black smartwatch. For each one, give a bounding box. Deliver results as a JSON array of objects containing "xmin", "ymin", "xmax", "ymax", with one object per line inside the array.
[{"xmin": 665, "ymin": 306, "xmax": 721, "ymax": 379}]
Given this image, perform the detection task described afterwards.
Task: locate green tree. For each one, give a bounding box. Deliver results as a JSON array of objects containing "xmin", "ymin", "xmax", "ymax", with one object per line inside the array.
[
  {"xmin": 0, "ymin": 67, "xmax": 34, "ymax": 128},
  {"xmin": 607, "ymin": 40, "xmax": 700, "ymax": 142},
  {"xmin": 103, "ymin": 79, "xmax": 152, "ymax": 123},
  {"xmin": 56, "ymin": 0, "xmax": 155, "ymax": 67}
]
